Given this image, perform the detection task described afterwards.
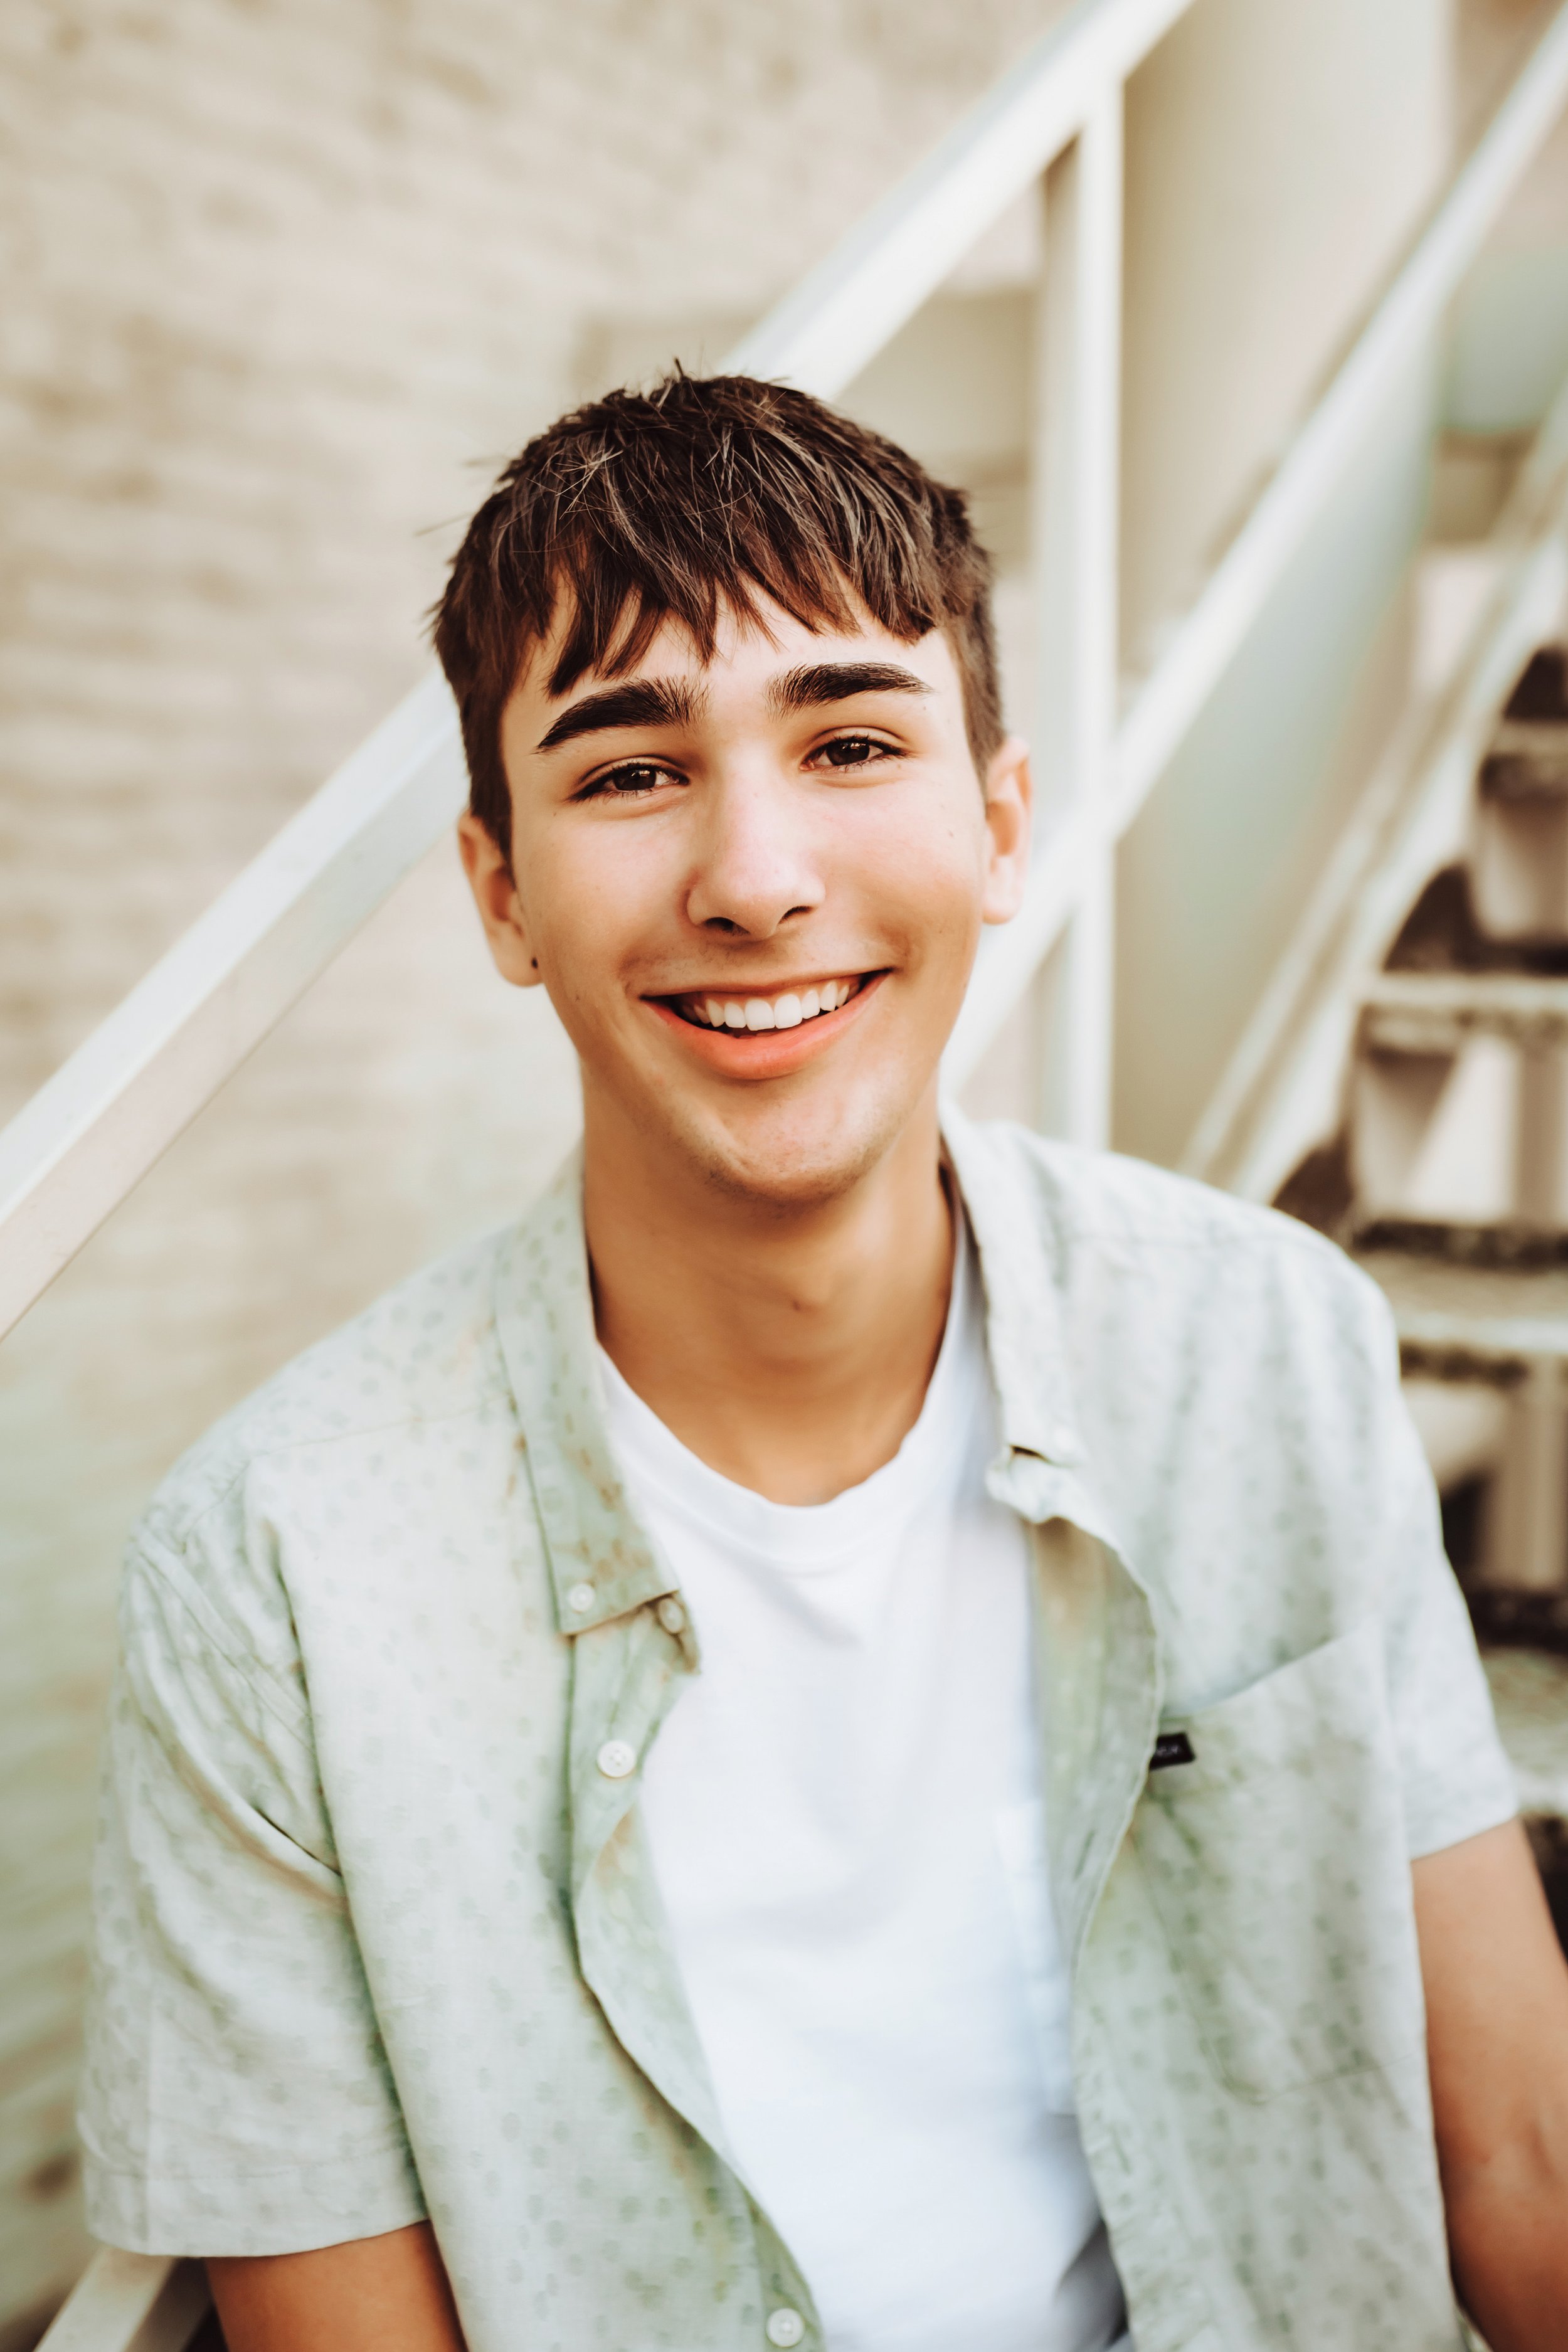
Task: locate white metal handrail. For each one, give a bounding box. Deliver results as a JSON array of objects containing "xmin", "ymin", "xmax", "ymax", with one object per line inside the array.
[
  {"xmin": 0, "ymin": 674, "xmax": 463, "ymax": 1337},
  {"xmin": 6, "ymin": 0, "xmax": 1568, "ymax": 1343},
  {"xmin": 35, "ymin": 2250, "xmax": 206, "ymax": 2352}
]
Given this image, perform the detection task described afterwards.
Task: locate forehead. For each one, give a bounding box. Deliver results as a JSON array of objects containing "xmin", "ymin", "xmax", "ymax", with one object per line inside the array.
[{"xmin": 507, "ymin": 592, "xmax": 961, "ymax": 723}]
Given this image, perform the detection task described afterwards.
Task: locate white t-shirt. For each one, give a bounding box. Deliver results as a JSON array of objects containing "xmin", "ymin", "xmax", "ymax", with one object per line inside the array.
[{"xmin": 600, "ymin": 1222, "xmax": 1129, "ymax": 2352}]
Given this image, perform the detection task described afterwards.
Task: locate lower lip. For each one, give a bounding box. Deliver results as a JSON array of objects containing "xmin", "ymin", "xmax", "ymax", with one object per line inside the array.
[{"xmin": 644, "ymin": 977, "xmax": 884, "ymax": 1077}]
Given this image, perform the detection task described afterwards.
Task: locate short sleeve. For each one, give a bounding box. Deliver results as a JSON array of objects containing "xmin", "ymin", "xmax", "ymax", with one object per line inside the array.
[
  {"xmin": 1360, "ymin": 1283, "xmax": 1519, "ymax": 1860},
  {"xmin": 79, "ymin": 1506, "xmax": 426, "ymax": 2257}
]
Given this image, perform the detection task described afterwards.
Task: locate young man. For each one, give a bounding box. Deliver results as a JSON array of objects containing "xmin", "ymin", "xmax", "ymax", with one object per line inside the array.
[{"xmin": 80, "ymin": 374, "xmax": 1568, "ymax": 2352}]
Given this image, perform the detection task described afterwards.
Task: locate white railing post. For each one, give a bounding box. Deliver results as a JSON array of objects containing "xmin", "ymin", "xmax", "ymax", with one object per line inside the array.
[
  {"xmin": 1031, "ymin": 87, "xmax": 1124, "ymax": 1148},
  {"xmin": 34, "ymin": 2250, "xmax": 208, "ymax": 2352}
]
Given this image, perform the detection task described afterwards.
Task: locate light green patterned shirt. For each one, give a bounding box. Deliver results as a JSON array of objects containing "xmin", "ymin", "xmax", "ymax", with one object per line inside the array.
[{"xmin": 80, "ymin": 1111, "xmax": 1515, "ymax": 2351}]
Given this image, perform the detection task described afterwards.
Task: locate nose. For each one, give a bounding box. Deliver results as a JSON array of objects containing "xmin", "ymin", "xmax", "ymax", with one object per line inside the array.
[{"xmin": 684, "ymin": 770, "xmax": 826, "ymax": 938}]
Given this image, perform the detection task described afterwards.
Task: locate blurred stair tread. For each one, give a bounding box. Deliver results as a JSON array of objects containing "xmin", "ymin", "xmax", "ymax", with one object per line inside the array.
[
  {"xmin": 1382, "ymin": 866, "xmax": 1568, "ymax": 977},
  {"xmin": 1482, "ymin": 718, "xmax": 1568, "ymax": 799},
  {"xmin": 1482, "ymin": 1646, "xmax": 1568, "ymax": 1819},
  {"xmin": 1359, "ymin": 968, "xmax": 1568, "ymax": 1050},
  {"xmin": 1353, "ymin": 1239, "xmax": 1568, "ymax": 1374}
]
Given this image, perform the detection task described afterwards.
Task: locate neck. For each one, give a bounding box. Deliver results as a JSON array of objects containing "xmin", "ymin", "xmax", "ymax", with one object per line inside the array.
[{"xmin": 583, "ymin": 1089, "xmax": 954, "ymax": 1505}]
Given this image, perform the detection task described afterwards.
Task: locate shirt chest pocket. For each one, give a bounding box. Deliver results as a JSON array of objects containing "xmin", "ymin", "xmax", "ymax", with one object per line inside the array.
[{"xmin": 1130, "ymin": 1619, "xmax": 1426, "ymax": 2102}]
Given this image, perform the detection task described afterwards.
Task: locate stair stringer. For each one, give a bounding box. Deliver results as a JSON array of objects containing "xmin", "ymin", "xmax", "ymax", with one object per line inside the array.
[{"xmin": 1180, "ymin": 377, "xmax": 1568, "ymax": 1207}]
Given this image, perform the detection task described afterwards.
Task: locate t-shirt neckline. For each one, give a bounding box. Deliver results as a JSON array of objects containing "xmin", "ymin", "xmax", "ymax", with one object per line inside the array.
[{"xmin": 596, "ymin": 1213, "xmax": 984, "ymax": 1572}]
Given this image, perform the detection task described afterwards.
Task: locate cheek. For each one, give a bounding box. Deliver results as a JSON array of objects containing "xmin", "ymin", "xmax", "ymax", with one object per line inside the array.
[
  {"xmin": 520, "ymin": 827, "xmax": 667, "ymax": 984},
  {"xmin": 848, "ymin": 800, "xmax": 988, "ymax": 955}
]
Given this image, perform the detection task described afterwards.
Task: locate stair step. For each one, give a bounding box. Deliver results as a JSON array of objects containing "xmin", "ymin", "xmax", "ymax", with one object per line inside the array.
[
  {"xmin": 1502, "ymin": 645, "xmax": 1568, "ymax": 723},
  {"xmin": 1360, "ymin": 969, "xmax": 1568, "ymax": 1053},
  {"xmin": 1385, "ymin": 867, "xmax": 1568, "ymax": 977},
  {"xmin": 1473, "ymin": 1592, "xmax": 1568, "ymax": 1653},
  {"xmin": 1481, "ymin": 718, "xmax": 1568, "ymax": 800},
  {"xmin": 1355, "ymin": 1219, "xmax": 1568, "ymax": 1268},
  {"xmin": 1353, "ymin": 1242, "xmax": 1568, "ymax": 1379}
]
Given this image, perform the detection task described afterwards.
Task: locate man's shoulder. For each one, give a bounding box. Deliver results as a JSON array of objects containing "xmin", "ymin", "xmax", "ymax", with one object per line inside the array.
[
  {"xmin": 954, "ymin": 1115, "xmax": 1391, "ymax": 1367},
  {"xmin": 958, "ymin": 1113, "xmax": 1352, "ymax": 1269},
  {"xmin": 140, "ymin": 1221, "xmax": 519, "ymax": 1556}
]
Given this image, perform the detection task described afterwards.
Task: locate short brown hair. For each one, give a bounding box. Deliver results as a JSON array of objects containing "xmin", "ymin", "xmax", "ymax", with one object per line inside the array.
[{"xmin": 432, "ymin": 372, "xmax": 1003, "ymax": 859}]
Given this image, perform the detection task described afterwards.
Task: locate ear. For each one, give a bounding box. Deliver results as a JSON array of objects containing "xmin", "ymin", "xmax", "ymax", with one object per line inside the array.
[
  {"xmin": 979, "ymin": 735, "xmax": 1032, "ymax": 924},
  {"xmin": 457, "ymin": 812, "xmax": 544, "ymax": 988}
]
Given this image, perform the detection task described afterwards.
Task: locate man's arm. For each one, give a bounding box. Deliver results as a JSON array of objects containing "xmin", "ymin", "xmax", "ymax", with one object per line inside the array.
[
  {"xmin": 208, "ymin": 2221, "xmax": 465, "ymax": 2352},
  {"xmin": 1415, "ymin": 1818, "xmax": 1568, "ymax": 2351}
]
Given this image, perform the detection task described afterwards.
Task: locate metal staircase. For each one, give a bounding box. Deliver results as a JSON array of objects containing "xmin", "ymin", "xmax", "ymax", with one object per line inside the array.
[{"xmin": 1274, "ymin": 643, "xmax": 1568, "ymax": 1915}]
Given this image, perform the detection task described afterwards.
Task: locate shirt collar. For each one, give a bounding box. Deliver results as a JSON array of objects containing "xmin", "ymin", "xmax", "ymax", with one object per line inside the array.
[
  {"xmin": 493, "ymin": 1148, "xmax": 679, "ymax": 1638},
  {"xmin": 939, "ymin": 1100, "xmax": 1086, "ymax": 1476}
]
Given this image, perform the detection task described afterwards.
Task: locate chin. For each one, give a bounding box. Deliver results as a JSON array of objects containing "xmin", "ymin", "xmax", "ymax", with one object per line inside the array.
[{"xmin": 681, "ymin": 1086, "xmax": 919, "ymax": 1212}]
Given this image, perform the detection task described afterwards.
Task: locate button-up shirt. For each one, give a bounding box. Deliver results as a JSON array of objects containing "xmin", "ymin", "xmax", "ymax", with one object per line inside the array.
[{"xmin": 80, "ymin": 1111, "xmax": 1515, "ymax": 2351}]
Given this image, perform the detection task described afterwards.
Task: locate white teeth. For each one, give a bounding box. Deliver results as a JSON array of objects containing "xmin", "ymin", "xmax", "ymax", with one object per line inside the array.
[{"xmin": 686, "ymin": 979, "xmax": 860, "ymax": 1029}]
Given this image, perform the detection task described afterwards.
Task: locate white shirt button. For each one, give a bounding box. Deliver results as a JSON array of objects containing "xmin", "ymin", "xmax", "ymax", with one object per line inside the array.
[
  {"xmin": 656, "ymin": 1596, "xmax": 687, "ymax": 1634},
  {"xmin": 596, "ymin": 1739, "xmax": 637, "ymax": 1780},
  {"xmin": 765, "ymin": 2313, "xmax": 805, "ymax": 2348},
  {"xmin": 566, "ymin": 1581, "xmax": 596, "ymax": 1614}
]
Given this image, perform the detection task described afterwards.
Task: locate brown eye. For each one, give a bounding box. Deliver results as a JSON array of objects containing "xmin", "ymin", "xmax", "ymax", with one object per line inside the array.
[
  {"xmin": 819, "ymin": 735, "xmax": 886, "ymax": 768},
  {"xmin": 581, "ymin": 762, "xmax": 674, "ymax": 800}
]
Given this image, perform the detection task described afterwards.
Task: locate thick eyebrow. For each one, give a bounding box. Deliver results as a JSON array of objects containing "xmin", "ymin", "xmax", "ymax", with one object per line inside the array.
[
  {"xmin": 768, "ymin": 661, "xmax": 932, "ymax": 714},
  {"xmin": 534, "ymin": 675, "xmax": 707, "ymax": 753}
]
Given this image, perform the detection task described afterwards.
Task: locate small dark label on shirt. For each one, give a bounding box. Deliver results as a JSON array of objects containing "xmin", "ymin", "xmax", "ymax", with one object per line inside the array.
[{"xmin": 1150, "ymin": 1729, "xmax": 1196, "ymax": 1771}]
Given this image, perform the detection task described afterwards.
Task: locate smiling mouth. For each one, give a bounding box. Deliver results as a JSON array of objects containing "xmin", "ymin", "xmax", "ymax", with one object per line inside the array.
[{"xmin": 658, "ymin": 975, "xmax": 873, "ymax": 1032}]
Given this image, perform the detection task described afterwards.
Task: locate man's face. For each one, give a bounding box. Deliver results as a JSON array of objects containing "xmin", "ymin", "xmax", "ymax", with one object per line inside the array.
[{"xmin": 461, "ymin": 594, "xmax": 1030, "ymax": 1208}]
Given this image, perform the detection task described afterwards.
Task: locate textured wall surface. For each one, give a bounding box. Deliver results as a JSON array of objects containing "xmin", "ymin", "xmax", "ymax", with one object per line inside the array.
[{"xmin": 0, "ymin": 0, "xmax": 1075, "ymax": 2329}]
